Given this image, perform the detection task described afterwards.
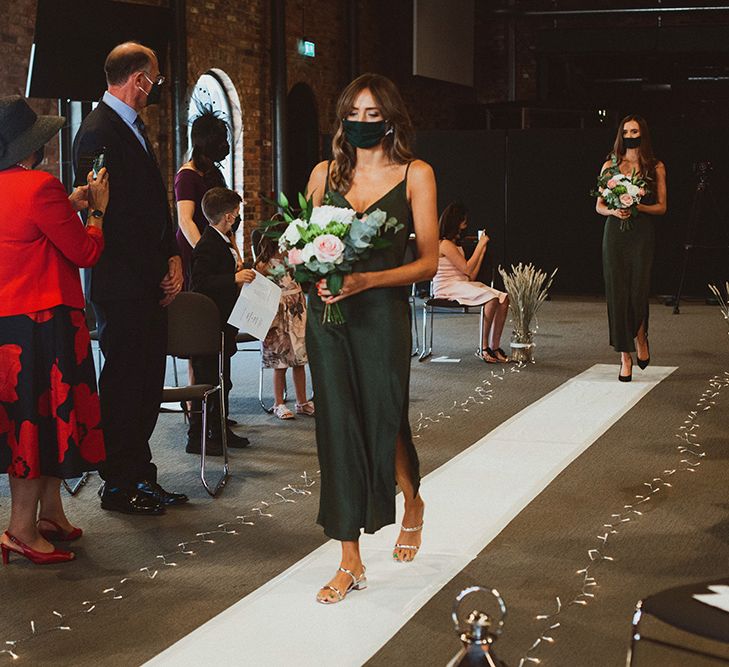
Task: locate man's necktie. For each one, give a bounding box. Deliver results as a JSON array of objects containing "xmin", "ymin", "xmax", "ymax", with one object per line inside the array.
[{"xmin": 134, "ymin": 116, "xmax": 158, "ymax": 165}]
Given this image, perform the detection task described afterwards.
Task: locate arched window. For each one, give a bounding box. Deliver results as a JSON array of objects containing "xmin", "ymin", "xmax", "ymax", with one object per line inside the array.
[{"xmin": 187, "ymin": 69, "xmax": 243, "ymax": 194}]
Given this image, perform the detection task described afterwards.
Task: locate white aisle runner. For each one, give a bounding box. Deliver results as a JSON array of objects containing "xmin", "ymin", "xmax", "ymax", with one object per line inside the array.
[{"xmin": 147, "ymin": 364, "xmax": 675, "ymax": 666}]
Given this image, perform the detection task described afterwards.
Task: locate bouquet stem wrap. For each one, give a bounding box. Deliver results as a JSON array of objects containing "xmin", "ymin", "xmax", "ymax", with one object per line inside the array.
[{"xmin": 322, "ymin": 272, "xmax": 345, "ymax": 325}]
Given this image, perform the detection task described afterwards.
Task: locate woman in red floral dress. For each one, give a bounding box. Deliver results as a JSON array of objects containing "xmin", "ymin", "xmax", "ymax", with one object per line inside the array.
[{"xmin": 0, "ymin": 96, "xmax": 108, "ymax": 565}]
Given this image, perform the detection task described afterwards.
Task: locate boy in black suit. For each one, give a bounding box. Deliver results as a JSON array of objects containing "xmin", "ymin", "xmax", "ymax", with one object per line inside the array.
[{"xmin": 189, "ymin": 188, "xmax": 254, "ymax": 453}]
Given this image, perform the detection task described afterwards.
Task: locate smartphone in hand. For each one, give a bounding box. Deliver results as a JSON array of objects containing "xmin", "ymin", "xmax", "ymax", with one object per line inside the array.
[
  {"xmin": 75, "ymin": 148, "xmax": 106, "ymax": 186},
  {"xmin": 92, "ymin": 152, "xmax": 106, "ymax": 179}
]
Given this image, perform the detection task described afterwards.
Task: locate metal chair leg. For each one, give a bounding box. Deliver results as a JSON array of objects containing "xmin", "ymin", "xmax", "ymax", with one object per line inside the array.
[
  {"xmin": 419, "ymin": 302, "xmax": 433, "ymax": 361},
  {"xmin": 200, "ymin": 388, "xmax": 229, "ymax": 497},
  {"xmin": 410, "ymin": 285, "xmax": 420, "ymax": 357},
  {"xmin": 62, "ymin": 472, "xmax": 91, "ymax": 495},
  {"xmin": 200, "ymin": 343, "xmax": 229, "ymax": 497},
  {"xmin": 626, "ymin": 600, "xmax": 643, "ymax": 667},
  {"xmin": 259, "ymin": 351, "xmax": 286, "ymax": 413},
  {"xmin": 478, "ymin": 304, "xmax": 486, "ymax": 356}
]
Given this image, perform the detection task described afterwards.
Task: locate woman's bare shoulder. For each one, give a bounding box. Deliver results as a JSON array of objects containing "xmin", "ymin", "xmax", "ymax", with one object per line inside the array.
[{"xmin": 407, "ymin": 159, "xmax": 434, "ymax": 179}]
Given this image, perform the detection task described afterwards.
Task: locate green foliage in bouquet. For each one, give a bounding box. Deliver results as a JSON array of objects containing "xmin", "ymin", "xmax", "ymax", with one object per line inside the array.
[{"xmin": 260, "ymin": 191, "xmax": 402, "ymax": 324}]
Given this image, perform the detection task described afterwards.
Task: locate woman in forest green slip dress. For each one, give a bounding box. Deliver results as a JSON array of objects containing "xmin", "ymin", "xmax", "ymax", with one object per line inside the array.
[
  {"xmin": 596, "ymin": 115, "xmax": 667, "ymax": 382},
  {"xmin": 305, "ymin": 74, "xmax": 439, "ymax": 604}
]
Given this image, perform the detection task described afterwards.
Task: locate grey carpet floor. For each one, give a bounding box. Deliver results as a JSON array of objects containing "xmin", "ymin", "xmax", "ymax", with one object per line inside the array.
[{"xmin": 0, "ymin": 297, "xmax": 727, "ymax": 666}]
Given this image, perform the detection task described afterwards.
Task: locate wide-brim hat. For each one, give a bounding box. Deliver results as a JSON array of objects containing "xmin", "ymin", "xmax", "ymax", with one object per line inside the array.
[{"xmin": 0, "ymin": 95, "xmax": 65, "ymax": 171}]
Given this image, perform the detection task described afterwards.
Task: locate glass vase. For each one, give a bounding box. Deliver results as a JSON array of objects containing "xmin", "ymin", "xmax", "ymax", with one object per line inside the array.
[{"xmin": 510, "ymin": 329, "xmax": 535, "ymax": 364}]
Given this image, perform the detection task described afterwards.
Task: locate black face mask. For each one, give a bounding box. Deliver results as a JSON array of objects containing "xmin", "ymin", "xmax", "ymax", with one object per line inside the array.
[
  {"xmin": 232, "ymin": 214, "xmax": 241, "ymax": 234},
  {"xmin": 31, "ymin": 145, "xmax": 45, "ymax": 169},
  {"xmin": 623, "ymin": 136, "xmax": 642, "ymax": 149},
  {"xmin": 342, "ymin": 119, "xmax": 387, "ymax": 149},
  {"xmin": 210, "ymin": 139, "xmax": 230, "ymax": 164},
  {"xmin": 145, "ymin": 81, "xmax": 163, "ymax": 106}
]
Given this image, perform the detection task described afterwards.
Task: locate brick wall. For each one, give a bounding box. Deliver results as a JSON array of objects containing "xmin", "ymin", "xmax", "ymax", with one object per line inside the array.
[
  {"xmin": 7, "ymin": 0, "xmax": 725, "ymax": 228},
  {"xmin": 0, "ymin": 0, "xmax": 60, "ymax": 176},
  {"xmin": 186, "ymin": 0, "xmax": 271, "ymax": 237}
]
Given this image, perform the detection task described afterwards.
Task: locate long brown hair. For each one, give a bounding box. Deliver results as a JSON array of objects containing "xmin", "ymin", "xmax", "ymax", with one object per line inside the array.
[
  {"xmin": 256, "ymin": 219, "xmax": 286, "ymax": 267},
  {"xmin": 330, "ymin": 73, "xmax": 415, "ymax": 194},
  {"xmin": 611, "ymin": 114, "xmax": 658, "ymax": 182},
  {"xmin": 439, "ymin": 202, "xmax": 468, "ymax": 242}
]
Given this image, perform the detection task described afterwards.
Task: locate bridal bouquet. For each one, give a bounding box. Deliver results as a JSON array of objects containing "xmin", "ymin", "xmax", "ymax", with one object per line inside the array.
[
  {"xmin": 263, "ymin": 192, "xmax": 402, "ymax": 324},
  {"xmin": 592, "ymin": 160, "xmax": 648, "ymax": 231}
]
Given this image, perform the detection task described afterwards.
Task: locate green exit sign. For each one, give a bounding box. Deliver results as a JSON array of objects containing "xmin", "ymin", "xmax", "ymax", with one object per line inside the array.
[{"xmin": 298, "ymin": 39, "xmax": 315, "ymax": 57}]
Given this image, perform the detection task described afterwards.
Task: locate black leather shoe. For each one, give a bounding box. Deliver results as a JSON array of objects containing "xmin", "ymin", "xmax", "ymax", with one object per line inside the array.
[
  {"xmin": 185, "ymin": 435, "xmax": 223, "ymax": 456},
  {"xmin": 207, "ymin": 430, "xmax": 250, "ymax": 449},
  {"xmin": 225, "ymin": 430, "xmax": 250, "ymax": 449},
  {"xmin": 136, "ymin": 480, "xmax": 189, "ymax": 506},
  {"xmin": 226, "ymin": 417, "xmax": 238, "ymax": 427},
  {"xmin": 100, "ymin": 485, "xmax": 165, "ymax": 515}
]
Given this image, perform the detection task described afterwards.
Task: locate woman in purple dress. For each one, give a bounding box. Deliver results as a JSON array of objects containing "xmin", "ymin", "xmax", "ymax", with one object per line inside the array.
[{"xmin": 174, "ymin": 113, "xmax": 231, "ymax": 288}]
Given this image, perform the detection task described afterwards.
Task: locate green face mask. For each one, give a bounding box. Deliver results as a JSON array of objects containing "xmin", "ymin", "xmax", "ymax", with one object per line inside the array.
[{"xmin": 342, "ymin": 119, "xmax": 387, "ymax": 148}]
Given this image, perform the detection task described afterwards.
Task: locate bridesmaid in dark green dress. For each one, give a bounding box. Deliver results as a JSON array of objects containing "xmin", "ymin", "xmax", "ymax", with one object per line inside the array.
[
  {"xmin": 596, "ymin": 115, "xmax": 667, "ymax": 381},
  {"xmin": 305, "ymin": 74, "xmax": 439, "ymax": 604}
]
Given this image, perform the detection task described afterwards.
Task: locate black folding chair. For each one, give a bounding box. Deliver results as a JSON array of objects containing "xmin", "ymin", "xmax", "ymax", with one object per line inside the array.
[
  {"xmin": 419, "ymin": 282, "xmax": 485, "ymax": 362},
  {"xmin": 249, "ymin": 226, "xmax": 287, "ymax": 412},
  {"xmin": 161, "ymin": 292, "xmax": 229, "ymax": 497},
  {"xmin": 63, "ymin": 304, "xmax": 100, "ymax": 496},
  {"xmin": 627, "ymin": 578, "xmax": 729, "ymax": 665}
]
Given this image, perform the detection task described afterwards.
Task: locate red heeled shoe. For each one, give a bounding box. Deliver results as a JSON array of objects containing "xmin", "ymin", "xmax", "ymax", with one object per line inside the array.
[
  {"xmin": 37, "ymin": 518, "xmax": 83, "ymax": 542},
  {"xmin": 1, "ymin": 531, "xmax": 75, "ymax": 565}
]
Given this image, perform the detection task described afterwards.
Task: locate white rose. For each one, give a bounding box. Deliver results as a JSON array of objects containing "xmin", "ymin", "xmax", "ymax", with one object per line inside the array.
[
  {"xmin": 309, "ymin": 205, "xmax": 355, "ymax": 228},
  {"xmin": 301, "ymin": 242, "xmax": 316, "ymax": 262},
  {"xmin": 626, "ymin": 184, "xmax": 639, "ymax": 197},
  {"xmin": 279, "ymin": 220, "xmax": 303, "ymax": 248}
]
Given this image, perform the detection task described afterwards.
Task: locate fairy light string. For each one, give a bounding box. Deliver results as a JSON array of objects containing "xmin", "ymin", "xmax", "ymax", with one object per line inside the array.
[
  {"xmin": 517, "ymin": 371, "xmax": 729, "ymax": 667},
  {"xmin": 1, "ymin": 363, "xmax": 527, "ymax": 661}
]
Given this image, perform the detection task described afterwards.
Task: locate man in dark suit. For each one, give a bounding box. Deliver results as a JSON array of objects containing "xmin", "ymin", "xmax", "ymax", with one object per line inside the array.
[
  {"xmin": 190, "ymin": 188, "xmax": 254, "ymax": 454},
  {"xmin": 73, "ymin": 42, "xmax": 188, "ymax": 514}
]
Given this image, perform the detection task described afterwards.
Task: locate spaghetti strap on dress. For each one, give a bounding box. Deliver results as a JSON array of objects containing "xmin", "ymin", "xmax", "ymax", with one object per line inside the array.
[{"xmin": 306, "ymin": 162, "xmax": 419, "ymax": 541}]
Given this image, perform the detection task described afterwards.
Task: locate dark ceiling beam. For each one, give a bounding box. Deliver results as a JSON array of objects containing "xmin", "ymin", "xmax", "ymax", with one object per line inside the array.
[{"xmin": 491, "ymin": 6, "xmax": 729, "ymax": 17}]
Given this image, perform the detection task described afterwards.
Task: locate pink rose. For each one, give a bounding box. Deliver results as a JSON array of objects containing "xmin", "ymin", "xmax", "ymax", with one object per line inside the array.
[
  {"xmin": 619, "ymin": 193, "xmax": 633, "ymax": 207},
  {"xmin": 312, "ymin": 234, "xmax": 344, "ymax": 264},
  {"xmin": 287, "ymin": 248, "xmax": 305, "ymax": 265},
  {"xmin": 606, "ymin": 178, "xmax": 618, "ymax": 189},
  {"xmin": 638, "ymin": 187, "xmax": 646, "ymax": 197}
]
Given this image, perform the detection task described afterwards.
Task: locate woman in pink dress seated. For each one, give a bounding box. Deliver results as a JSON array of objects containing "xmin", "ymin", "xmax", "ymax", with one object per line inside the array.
[{"xmin": 432, "ymin": 202, "xmax": 509, "ymax": 363}]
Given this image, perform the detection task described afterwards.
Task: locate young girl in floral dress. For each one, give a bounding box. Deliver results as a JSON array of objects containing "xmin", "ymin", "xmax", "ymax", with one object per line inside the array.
[{"xmin": 256, "ymin": 230, "xmax": 314, "ymax": 419}]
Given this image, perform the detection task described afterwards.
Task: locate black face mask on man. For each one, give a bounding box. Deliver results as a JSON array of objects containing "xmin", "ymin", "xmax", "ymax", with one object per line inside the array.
[
  {"xmin": 232, "ymin": 215, "xmax": 241, "ymax": 234},
  {"xmin": 623, "ymin": 136, "xmax": 642, "ymax": 149},
  {"xmin": 139, "ymin": 73, "xmax": 163, "ymax": 106}
]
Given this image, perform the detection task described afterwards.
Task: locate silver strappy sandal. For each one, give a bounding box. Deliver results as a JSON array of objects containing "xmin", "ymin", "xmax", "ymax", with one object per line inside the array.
[
  {"xmin": 316, "ymin": 565, "xmax": 367, "ymax": 604},
  {"xmin": 393, "ymin": 522, "xmax": 424, "ymax": 562}
]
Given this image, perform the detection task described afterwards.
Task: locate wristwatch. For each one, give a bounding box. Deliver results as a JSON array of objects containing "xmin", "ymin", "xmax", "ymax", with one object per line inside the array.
[{"xmin": 90, "ymin": 209, "xmax": 104, "ymax": 218}]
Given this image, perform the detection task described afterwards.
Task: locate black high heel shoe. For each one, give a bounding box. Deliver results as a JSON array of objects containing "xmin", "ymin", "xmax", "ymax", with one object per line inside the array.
[
  {"xmin": 619, "ymin": 357, "xmax": 633, "ymax": 382},
  {"xmin": 636, "ymin": 337, "xmax": 650, "ymax": 370}
]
